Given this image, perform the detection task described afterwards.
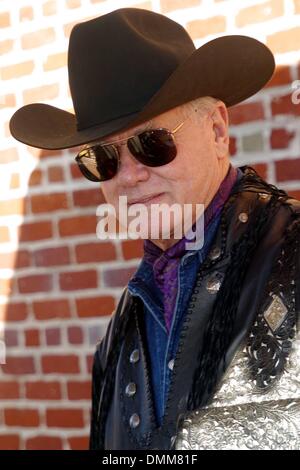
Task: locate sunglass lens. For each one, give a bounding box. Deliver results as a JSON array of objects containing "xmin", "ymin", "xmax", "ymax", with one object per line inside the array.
[
  {"xmin": 77, "ymin": 145, "xmax": 119, "ymax": 182},
  {"xmin": 127, "ymin": 129, "xmax": 177, "ymax": 167}
]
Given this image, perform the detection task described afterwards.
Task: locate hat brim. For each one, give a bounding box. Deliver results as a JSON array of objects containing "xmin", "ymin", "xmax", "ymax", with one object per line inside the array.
[{"xmin": 9, "ymin": 35, "xmax": 275, "ymax": 150}]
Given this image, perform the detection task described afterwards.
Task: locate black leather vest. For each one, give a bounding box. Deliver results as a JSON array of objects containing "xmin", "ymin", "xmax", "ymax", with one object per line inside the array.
[{"xmin": 89, "ymin": 166, "xmax": 300, "ymax": 450}]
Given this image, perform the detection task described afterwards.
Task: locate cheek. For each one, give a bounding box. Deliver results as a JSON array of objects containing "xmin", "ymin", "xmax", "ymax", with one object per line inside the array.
[{"xmin": 100, "ymin": 182, "xmax": 116, "ymax": 204}]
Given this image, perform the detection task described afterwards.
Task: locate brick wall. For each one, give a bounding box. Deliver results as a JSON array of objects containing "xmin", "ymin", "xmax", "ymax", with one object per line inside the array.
[{"xmin": 0, "ymin": 0, "xmax": 299, "ymax": 450}]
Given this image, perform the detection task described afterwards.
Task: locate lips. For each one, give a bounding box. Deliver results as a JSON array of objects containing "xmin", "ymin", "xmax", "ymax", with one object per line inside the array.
[{"xmin": 128, "ymin": 193, "xmax": 164, "ymax": 205}]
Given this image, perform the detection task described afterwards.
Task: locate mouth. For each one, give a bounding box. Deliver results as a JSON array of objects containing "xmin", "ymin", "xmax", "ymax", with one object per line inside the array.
[{"xmin": 128, "ymin": 192, "xmax": 165, "ymax": 206}]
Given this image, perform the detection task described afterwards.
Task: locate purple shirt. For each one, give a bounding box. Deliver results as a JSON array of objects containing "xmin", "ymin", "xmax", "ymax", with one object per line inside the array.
[{"xmin": 143, "ymin": 164, "xmax": 238, "ymax": 332}]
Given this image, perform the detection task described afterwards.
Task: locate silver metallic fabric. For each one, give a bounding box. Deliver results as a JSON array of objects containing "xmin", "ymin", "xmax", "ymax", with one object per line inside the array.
[{"xmin": 176, "ymin": 330, "xmax": 300, "ymax": 450}]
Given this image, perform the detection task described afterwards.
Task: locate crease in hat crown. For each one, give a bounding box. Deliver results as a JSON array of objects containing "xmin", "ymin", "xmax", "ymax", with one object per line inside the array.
[{"xmin": 9, "ymin": 7, "xmax": 275, "ymax": 151}]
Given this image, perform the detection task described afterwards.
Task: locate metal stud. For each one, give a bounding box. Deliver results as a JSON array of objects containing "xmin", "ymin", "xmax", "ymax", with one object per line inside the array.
[
  {"xmin": 130, "ymin": 349, "xmax": 140, "ymax": 364},
  {"xmin": 259, "ymin": 192, "xmax": 270, "ymax": 200},
  {"xmin": 206, "ymin": 273, "xmax": 223, "ymax": 294},
  {"xmin": 238, "ymin": 212, "xmax": 248, "ymax": 223},
  {"xmin": 168, "ymin": 359, "xmax": 175, "ymax": 371},
  {"xmin": 264, "ymin": 295, "xmax": 288, "ymax": 332},
  {"xmin": 125, "ymin": 382, "xmax": 137, "ymax": 397},
  {"xmin": 129, "ymin": 413, "xmax": 140, "ymax": 428},
  {"xmin": 208, "ymin": 246, "xmax": 221, "ymax": 261}
]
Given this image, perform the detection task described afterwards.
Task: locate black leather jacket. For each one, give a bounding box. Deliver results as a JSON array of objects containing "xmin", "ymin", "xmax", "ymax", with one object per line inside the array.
[{"xmin": 89, "ymin": 166, "xmax": 300, "ymax": 450}]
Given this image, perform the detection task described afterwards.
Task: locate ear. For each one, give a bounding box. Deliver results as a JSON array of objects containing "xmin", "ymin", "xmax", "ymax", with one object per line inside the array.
[{"xmin": 211, "ymin": 102, "xmax": 229, "ymax": 159}]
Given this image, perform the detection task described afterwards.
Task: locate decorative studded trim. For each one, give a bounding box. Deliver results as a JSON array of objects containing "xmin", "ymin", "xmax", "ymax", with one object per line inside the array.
[{"xmin": 246, "ymin": 216, "xmax": 300, "ymax": 391}]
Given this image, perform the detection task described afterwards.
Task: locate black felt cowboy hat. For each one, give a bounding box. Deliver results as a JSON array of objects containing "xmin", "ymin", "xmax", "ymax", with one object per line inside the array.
[{"xmin": 9, "ymin": 7, "xmax": 275, "ymax": 150}]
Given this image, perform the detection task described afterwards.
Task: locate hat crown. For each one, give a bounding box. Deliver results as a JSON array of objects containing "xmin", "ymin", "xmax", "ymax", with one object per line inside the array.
[{"xmin": 68, "ymin": 8, "xmax": 195, "ymax": 131}]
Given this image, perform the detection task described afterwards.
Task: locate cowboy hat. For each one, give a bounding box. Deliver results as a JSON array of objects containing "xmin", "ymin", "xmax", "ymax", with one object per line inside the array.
[{"xmin": 9, "ymin": 8, "xmax": 275, "ymax": 150}]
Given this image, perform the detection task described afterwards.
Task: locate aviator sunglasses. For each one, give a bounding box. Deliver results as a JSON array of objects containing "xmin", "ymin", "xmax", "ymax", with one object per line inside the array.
[{"xmin": 75, "ymin": 114, "xmax": 196, "ymax": 182}]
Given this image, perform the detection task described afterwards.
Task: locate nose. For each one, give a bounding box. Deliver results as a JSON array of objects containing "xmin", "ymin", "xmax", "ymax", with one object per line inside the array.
[{"xmin": 117, "ymin": 144, "xmax": 150, "ymax": 187}]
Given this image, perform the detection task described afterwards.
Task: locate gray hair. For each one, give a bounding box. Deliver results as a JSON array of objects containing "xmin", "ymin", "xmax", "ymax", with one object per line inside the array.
[{"xmin": 179, "ymin": 96, "xmax": 220, "ymax": 123}]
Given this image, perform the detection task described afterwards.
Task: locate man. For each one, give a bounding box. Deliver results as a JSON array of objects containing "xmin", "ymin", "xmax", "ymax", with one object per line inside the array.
[{"xmin": 10, "ymin": 8, "xmax": 300, "ymax": 450}]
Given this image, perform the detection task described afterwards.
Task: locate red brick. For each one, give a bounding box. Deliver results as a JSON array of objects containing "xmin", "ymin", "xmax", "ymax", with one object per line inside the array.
[
  {"xmin": 0, "ymin": 94, "xmax": 16, "ymax": 108},
  {"xmin": 0, "ymin": 250, "xmax": 30, "ymax": 270},
  {"xmin": 18, "ymin": 274, "xmax": 53, "ymax": 294},
  {"xmin": 187, "ymin": 16, "xmax": 226, "ymax": 39},
  {"xmin": 4, "ymin": 329, "xmax": 18, "ymax": 347},
  {"xmin": 271, "ymin": 94, "xmax": 300, "ymax": 116},
  {"xmin": 27, "ymin": 147, "xmax": 63, "ymax": 160},
  {"xmin": 0, "ymin": 278, "xmax": 13, "ymax": 296},
  {"xmin": 26, "ymin": 436, "xmax": 63, "ymax": 450},
  {"xmin": 288, "ymin": 189, "xmax": 300, "ymax": 200},
  {"xmin": 58, "ymin": 215, "xmax": 97, "ymax": 237},
  {"xmin": 42, "ymin": 355, "xmax": 80, "ymax": 373},
  {"xmin": 67, "ymin": 380, "xmax": 91, "ymax": 400},
  {"xmin": 10, "ymin": 173, "xmax": 20, "ymax": 189},
  {"xmin": 28, "ymin": 169, "xmax": 42, "ymax": 186},
  {"xmin": 0, "ymin": 148, "xmax": 18, "ymax": 163},
  {"xmin": 267, "ymin": 28, "xmax": 300, "ymax": 53},
  {"xmin": 19, "ymin": 221, "xmax": 53, "ymax": 242},
  {"xmin": 76, "ymin": 296, "xmax": 115, "ymax": 318},
  {"xmin": 160, "ymin": 0, "xmax": 200, "ymax": 13},
  {"xmin": 20, "ymin": 7, "xmax": 34, "ymax": 21},
  {"xmin": 5, "ymin": 409, "xmax": 39, "ymax": 427},
  {"xmin": 45, "ymin": 328, "xmax": 61, "ymax": 346},
  {"xmin": 251, "ymin": 163, "xmax": 268, "ymax": 181},
  {"xmin": 59, "ymin": 270, "xmax": 97, "ymax": 291},
  {"xmin": 66, "ymin": 0, "xmax": 81, "ymax": 8},
  {"xmin": 46, "ymin": 408, "xmax": 84, "ymax": 428},
  {"xmin": 33, "ymin": 299, "xmax": 71, "ymax": 320},
  {"xmin": 0, "ymin": 226, "xmax": 10, "ymax": 243},
  {"xmin": 25, "ymin": 381, "xmax": 61, "ymax": 400},
  {"xmin": 229, "ymin": 136, "xmax": 237, "ymax": 157},
  {"xmin": 266, "ymin": 65, "xmax": 292, "ymax": 88},
  {"xmin": 270, "ymin": 129, "xmax": 295, "ymax": 149},
  {"xmin": 48, "ymin": 166, "xmax": 64, "ymax": 182},
  {"xmin": 67, "ymin": 326, "xmax": 84, "ymax": 344},
  {"xmin": 276, "ymin": 158, "xmax": 300, "ymax": 182},
  {"xmin": 73, "ymin": 188, "xmax": 106, "ymax": 207},
  {"xmin": 25, "ymin": 329, "xmax": 40, "ymax": 347},
  {"xmin": 34, "ymin": 246, "xmax": 70, "ymax": 267},
  {"xmin": 229, "ymin": 102, "xmax": 265, "ymax": 125},
  {"xmin": 0, "ymin": 198, "xmax": 23, "ymax": 216},
  {"xmin": 0, "ymin": 12, "xmax": 10, "ymax": 28},
  {"xmin": 1, "ymin": 61, "xmax": 34, "ymax": 80},
  {"xmin": 103, "ymin": 266, "xmax": 137, "ymax": 288},
  {"xmin": 0, "ymin": 39, "xmax": 14, "ymax": 55},
  {"xmin": 43, "ymin": 1, "xmax": 57, "ymax": 16},
  {"xmin": 43, "ymin": 52, "xmax": 67, "ymax": 71},
  {"xmin": 121, "ymin": 239, "xmax": 143, "ymax": 260},
  {"xmin": 1, "ymin": 302, "xmax": 27, "ymax": 322},
  {"xmin": 70, "ymin": 162, "xmax": 85, "ymax": 180},
  {"xmin": 75, "ymin": 241, "xmax": 116, "ymax": 263},
  {"xmin": 0, "ymin": 382, "xmax": 19, "ymax": 399},
  {"xmin": 0, "ymin": 435, "xmax": 20, "ymax": 450},
  {"xmin": 86, "ymin": 354, "xmax": 93, "ymax": 374},
  {"xmin": 236, "ymin": 0, "xmax": 284, "ymax": 27},
  {"xmin": 1, "ymin": 356, "xmax": 35, "ymax": 375},
  {"xmin": 23, "ymin": 84, "xmax": 59, "ymax": 105},
  {"xmin": 21, "ymin": 28, "xmax": 55, "ymax": 49},
  {"xmin": 31, "ymin": 193, "xmax": 68, "ymax": 213},
  {"xmin": 68, "ymin": 436, "xmax": 89, "ymax": 450}
]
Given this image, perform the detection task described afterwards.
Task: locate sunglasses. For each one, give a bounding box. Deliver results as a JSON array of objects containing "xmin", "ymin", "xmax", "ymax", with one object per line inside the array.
[{"xmin": 75, "ymin": 119, "xmax": 187, "ymax": 182}]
